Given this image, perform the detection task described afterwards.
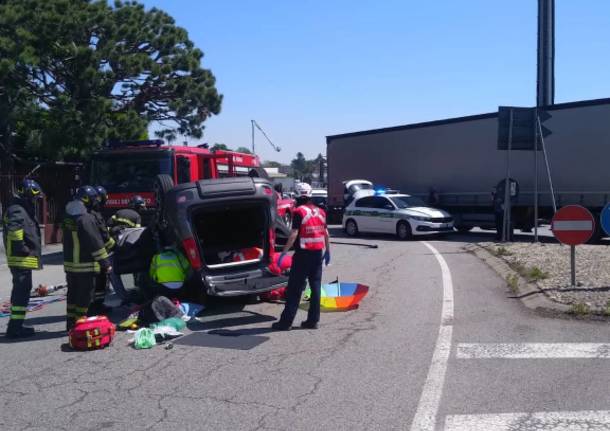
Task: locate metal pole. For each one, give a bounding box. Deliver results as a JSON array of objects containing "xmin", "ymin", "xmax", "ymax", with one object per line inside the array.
[
  {"xmin": 570, "ymin": 245, "xmax": 576, "ymax": 287},
  {"xmin": 502, "ymin": 109, "xmax": 514, "ymax": 242},
  {"xmin": 251, "ymin": 120, "xmax": 255, "ymax": 154},
  {"xmin": 538, "ymin": 116, "xmax": 557, "ymax": 213},
  {"xmin": 534, "ymin": 115, "xmax": 539, "ymax": 242}
]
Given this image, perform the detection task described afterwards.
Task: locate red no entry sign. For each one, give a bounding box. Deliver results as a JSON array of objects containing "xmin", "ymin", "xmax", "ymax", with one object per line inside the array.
[{"xmin": 551, "ymin": 205, "xmax": 595, "ymax": 245}]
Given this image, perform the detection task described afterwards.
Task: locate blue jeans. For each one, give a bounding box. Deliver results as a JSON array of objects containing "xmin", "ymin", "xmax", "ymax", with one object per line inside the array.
[{"xmin": 278, "ymin": 250, "xmax": 323, "ymax": 326}]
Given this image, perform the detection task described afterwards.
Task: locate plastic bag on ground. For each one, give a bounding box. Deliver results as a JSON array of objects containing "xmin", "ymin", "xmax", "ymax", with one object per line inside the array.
[
  {"xmin": 133, "ymin": 328, "xmax": 156, "ymax": 349},
  {"xmin": 151, "ymin": 317, "xmax": 186, "ymax": 331}
]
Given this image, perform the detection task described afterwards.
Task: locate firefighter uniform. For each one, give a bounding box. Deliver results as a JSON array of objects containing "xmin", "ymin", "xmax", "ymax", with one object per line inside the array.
[
  {"xmin": 90, "ymin": 209, "xmax": 114, "ymax": 311},
  {"xmin": 63, "ymin": 198, "xmax": 111, "ymax": 330},
  {"xmin": 2, "ymin": 190, "xmax": 42, "ymax": 338},
  {"xmin": 108, "ymin": 208, "xmax": 141, "ymax": 237},
  {"xmin": 275, "ymin": 202, "xmax": 328, "ymax": 330}
]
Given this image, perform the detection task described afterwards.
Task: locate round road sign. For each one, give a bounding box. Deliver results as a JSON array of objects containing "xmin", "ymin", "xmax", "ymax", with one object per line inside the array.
[
  {"xmin": 600, "ymin": 203, "xmax": 610, "ymax": 236},
  {"xmin": 551, "ymin": 205, "xmax": 595, "ymax": 245}
]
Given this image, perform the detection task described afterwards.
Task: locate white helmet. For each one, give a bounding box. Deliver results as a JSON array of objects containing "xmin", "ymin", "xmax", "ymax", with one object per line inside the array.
[{"xmin": 295, "ymin": 182, "xmax": 312, "ymax": 198}]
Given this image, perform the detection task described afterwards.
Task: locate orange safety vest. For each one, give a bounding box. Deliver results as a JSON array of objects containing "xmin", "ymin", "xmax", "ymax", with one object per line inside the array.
[{"xmin": 296, "ymin": 204, "xmax": 326, "ymax": 251}]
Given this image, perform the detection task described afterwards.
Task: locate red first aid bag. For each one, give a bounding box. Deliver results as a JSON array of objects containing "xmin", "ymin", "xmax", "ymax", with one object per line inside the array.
[{"xmin": 69, "ymin": 315, "xmax": 116, "ymax": 350}]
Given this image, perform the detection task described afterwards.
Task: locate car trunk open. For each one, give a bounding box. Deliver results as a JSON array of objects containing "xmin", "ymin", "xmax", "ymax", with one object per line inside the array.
[{"xmin": 192, "ymin": 202, "xmax": 268, "ymax": 269}]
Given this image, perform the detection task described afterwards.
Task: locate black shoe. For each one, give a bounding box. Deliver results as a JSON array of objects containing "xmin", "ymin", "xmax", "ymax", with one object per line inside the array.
[
  {"xmin": 6, "ymin": 321, "xmax": 35, "ymax": 339},
  {"xmin": 300, "ymin": 321, "xmax": 318, "ymax": 330},
  {"xmin": 271, "ymin": 322, "xmax": 291, "ymax": 331},
  {"xmin": 87, "ymin": 302, "xmax": 112, "ymax": 316}
]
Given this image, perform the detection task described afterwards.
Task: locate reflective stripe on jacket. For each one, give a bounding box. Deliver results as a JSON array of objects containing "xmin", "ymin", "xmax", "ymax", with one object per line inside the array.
[
  {"xmin": 2, "ymin": 198, "xmax": 42, "ymax": 270},
  {"xmin": 62, "ymin": 208, "xmax": 110, "ymax": 274},
  {"xmin": 296, "ymin": 204, "xmax": 326, "ymax": 251}
]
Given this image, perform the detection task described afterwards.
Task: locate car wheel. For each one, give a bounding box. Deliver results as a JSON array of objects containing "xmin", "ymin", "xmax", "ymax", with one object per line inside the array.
[
  {"xmin": 396, "ymin": 220, "xmax": 412, "ymax": 240},
  {"xmin": 345, "ymin": 219, "xmax": 359, "ymax": 237},
  {"xmin": 153, "ymin": 174, "xmax": 174, "ymax": 224}
]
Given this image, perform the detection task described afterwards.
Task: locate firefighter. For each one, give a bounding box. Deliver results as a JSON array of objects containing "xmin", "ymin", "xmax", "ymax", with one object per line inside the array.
[
  {"xmin": 272, "ymin": 182, "xmax": 330, "ymax": 331},
  {"xmin": 2, "ymin": 179, "xmax": 43, "ymax": 338},
  {"xmin": 63, "ymin": 186, "xmax": 111, "ymax": 331},
  {"xmin": 89, "ymin": 185, "xmax": 114, "ymax": 315},
  {"xmin": 107, "ymin": 195, "xmax": 144, "ymax": 237}
]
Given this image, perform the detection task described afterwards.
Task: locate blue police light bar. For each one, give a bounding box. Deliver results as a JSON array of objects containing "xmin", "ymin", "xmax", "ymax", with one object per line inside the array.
[{"xmin": 106, "ymin": 139, "xmax": 164, "ymax": 148}]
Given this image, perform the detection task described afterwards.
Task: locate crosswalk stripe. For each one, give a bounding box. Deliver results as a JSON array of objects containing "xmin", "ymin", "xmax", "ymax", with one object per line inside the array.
[
  {"xmin": 456, "ymin": 343, "xmax": 610, "ymax": 359},
  {"xmin": 444, "ymin": 410, "xmax": 610, "ymax": 430}
]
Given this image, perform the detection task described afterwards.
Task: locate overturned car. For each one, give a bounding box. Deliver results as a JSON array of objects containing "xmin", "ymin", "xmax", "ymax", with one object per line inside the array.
[{"xmin": 114, "ymin": 175, "xmax": 290, "ymax": 297}]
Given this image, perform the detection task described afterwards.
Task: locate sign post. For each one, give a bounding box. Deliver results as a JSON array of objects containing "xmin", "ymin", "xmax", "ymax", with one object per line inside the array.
[
  {"xmin": 551, "ymin": 205, "xmax": 595, "ymax": 287},
  {"xmin": 599, "ymin": 203, "xmax": 610, "ymax": 237}
]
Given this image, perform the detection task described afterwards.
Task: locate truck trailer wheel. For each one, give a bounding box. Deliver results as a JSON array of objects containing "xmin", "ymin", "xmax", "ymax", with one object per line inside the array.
[
  {"xmin": 345, "ymin": 219, "xmax": 359, "ymax": 237},
  {"xmin": 396, "ymin": 221, "xmax": 412, "ymax": 240},
  {"xmin": 153, "ymin": 174, "xmax": 174, "ymax": 222}
]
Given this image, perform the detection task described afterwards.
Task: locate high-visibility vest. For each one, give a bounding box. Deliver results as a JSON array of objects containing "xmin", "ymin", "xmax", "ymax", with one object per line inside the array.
[
  {"xmin": 296, "ymin": 204, "xmax": 326, "ymax": 251},
  {"xmin": 233, "ymin": 247, "xmax": 263, "ymax": 262},
  {"xmin": 149, "ymin": 249, "xmax": 190, "ymax": 289}
]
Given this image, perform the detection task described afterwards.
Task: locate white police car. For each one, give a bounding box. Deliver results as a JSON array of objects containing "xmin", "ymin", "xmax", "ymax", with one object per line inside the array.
[{"xmin": 342, "ymin": 192, "xmax": 454, "ymax": 240}]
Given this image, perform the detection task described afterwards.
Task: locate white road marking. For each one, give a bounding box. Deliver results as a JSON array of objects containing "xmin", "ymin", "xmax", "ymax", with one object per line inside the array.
[
  {"xmin": 457, "ymin": 343, "xmax": 610, "ymax": 359},
  {"xmin": 410, "ymin": 242, "xmax": 454, "ymax": 431},
  {"xmin": 444, "ymin": 410, "xmax": 610, "ymax": 430},
  {"xmin": 552, "ymin": 220, "xmax": 593, "ymax": 231}
]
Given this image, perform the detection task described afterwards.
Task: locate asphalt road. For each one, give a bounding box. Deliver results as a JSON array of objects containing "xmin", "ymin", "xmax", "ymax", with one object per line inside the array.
[{"xmin": 1, "ymin": 229, "xmax": 610, "ymax": 430}]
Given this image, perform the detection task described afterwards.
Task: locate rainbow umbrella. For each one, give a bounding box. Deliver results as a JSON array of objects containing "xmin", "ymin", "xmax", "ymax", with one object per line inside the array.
[{"xmin": 303, "ymin": 282, "xmax": 369, "ymax": 312}]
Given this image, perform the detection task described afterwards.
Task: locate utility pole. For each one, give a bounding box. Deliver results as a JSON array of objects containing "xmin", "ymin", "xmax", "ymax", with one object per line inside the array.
[
  {"xmin": 534, "ymin": 0, "xmax": 555, "ymax": 242},
  {"xmin": 537, "ymin": 0, "xmax": 555, "ymax": 107}
]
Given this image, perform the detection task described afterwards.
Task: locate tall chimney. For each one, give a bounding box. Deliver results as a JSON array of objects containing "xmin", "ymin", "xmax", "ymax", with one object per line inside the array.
[{"xmin": 537, "ymin": 0, "xmax": 555, "ymax": 106}]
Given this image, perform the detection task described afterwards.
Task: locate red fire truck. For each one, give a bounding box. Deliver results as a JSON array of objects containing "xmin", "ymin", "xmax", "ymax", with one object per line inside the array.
[
  {"xmin": 90, "ymin": 140, "xmax": 260, "ymax": 208},
  {"xmin": 89, "ymin": 139, "xmax": 294, "ymax": 222}
]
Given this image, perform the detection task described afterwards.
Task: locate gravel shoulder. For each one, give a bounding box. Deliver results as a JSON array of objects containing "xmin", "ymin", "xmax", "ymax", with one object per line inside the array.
[{"xmin": 476, "ymin": 242, "xmax": 610, "ymax": 316}]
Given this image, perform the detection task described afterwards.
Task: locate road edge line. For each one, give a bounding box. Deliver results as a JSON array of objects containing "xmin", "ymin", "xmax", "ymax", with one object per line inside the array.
[{"xmin": 409, "ymin": 241, "xmax": 454, "ymax": 431}]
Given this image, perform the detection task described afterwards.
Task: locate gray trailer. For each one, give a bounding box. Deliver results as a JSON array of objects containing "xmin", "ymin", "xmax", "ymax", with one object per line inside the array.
[{"xmin": 327, "ymin": 98, "xmax": 610, "ymax": 239}]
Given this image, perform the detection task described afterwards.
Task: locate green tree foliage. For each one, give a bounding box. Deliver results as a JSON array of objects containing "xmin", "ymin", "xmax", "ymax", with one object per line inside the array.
[
  {"xmin": 0, "ymin": 0, "xmax": 222, "ymax": 161},
  {"xmin": 211, "ymin": 143, "xmax": 229, "ymax": 151},
  {"xmin": 290, "ymin": 152, "xmax": 308, "ymax": 179},
  {"xmin": 235, "ymin": 146, "xmax": 252, "ymax": 154},
  {"xmin": 262, "ymin": 160, "xmax": 282, "ymax": 168}
]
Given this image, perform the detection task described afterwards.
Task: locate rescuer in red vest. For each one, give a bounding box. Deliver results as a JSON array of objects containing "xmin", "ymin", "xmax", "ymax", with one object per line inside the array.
[{"xmin": 272, "ymin": 182, "xmax": 330, "ymax": 330}]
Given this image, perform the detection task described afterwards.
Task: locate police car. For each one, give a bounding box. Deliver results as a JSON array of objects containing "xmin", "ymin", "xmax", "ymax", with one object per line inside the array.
[{"xmin": 342, "ymin": 191, "xmax": 454, "ymax": 240}]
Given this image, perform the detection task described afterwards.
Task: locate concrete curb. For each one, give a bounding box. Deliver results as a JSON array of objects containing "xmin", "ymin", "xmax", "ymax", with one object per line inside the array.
[{"xmin": 463, "ymin": 243, "xmax": 573, "ymax": 314}]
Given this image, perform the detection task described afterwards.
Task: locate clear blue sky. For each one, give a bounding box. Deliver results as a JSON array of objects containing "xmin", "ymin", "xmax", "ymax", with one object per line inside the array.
[{"xmin": 141, "ymin": 0, "xmax": 610, "ymax": 163}]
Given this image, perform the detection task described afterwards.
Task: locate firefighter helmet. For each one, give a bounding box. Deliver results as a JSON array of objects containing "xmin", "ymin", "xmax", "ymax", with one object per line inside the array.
[
  {"xmin": 16, "ymin": 178, "xmax": 43, "ymax": 200},
  {"xmin": 75, "ymin": 185, "xmax": 98, "ymax": 209},
  {"xmin": 95, "ymin": 186, "xmax": 108, "ymax": 206},
  {"xmin": 129, "ymin": 195, "xmax": 146, "ymax": 210}
]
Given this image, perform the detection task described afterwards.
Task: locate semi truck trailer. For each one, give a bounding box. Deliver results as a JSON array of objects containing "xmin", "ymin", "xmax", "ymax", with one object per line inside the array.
[{"xmin": 327, "ymin": 97, "xmax": 610, "ymax": 241}]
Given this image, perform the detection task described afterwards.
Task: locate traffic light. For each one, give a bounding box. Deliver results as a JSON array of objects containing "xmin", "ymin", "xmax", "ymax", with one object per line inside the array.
[{"xmin": 497, "ymin": 106, "xmax": 552, "ymax": 151}]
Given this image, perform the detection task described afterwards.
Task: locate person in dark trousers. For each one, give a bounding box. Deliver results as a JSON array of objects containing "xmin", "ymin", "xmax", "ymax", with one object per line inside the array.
[
  {"xmin": 2, "ymin": 179, "xmax": 43, "ymax": 338},
  {"xmin": 272, "ymin": 183, "xmax": 330, "ymax": 331},
  {"xmin": 107, "ymin": 195, "xmax": 144, "ymax": 237},
  {"xmin": 63, "ymin": 186, "xmax": 111, "ymax": 331},
  {"xmin": 89, "ymin": 185, "xmax": 115, "ymax": 315}
]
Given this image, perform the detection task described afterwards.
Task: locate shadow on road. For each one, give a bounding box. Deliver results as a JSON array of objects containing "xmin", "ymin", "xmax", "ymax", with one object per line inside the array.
[
  {"xmin": 0, "ymin": 329, "xmax": 66, "ymax": 344},
  {"xmin": 24, "ymin": 315, "xmax": 66, "ymax": 326}
]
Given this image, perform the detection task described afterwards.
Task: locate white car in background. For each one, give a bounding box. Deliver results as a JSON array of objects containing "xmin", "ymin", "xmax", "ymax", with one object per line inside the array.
[{"xmin": 342, "ymin": 192, "xmax": 454, "ymax": 240}]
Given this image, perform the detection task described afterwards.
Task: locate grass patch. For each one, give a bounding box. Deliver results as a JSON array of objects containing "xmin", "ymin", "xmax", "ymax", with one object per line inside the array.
[
  {"xmin": 525, "ymin": 266, "xmax": 549, "ymax": 282},
  {"xmin": 506, "ymin": 274, "xmax": 519, "ymax": 293},
  {"xmin": 571, "ymin": 302, "xmax": 590, "ymax": 316},
  {"xmin": 493, "ymin": 246, "xmax": 512, "ymax": 257}
]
